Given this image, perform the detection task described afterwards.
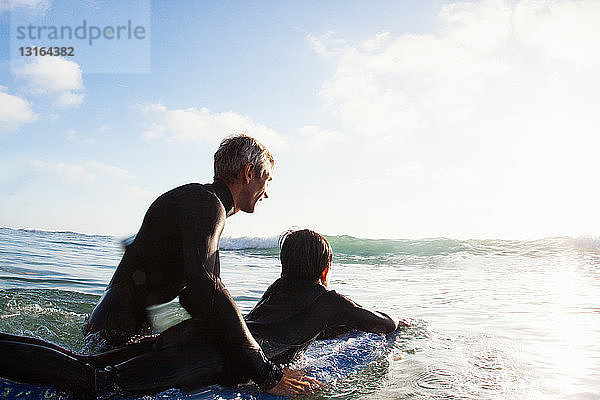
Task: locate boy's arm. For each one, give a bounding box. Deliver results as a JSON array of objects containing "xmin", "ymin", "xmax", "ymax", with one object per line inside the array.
[
  {"xmin": 332, "ymin": 292, "xmax": 400, "ymax": 334},
  {"xmin": 315, "ymin": 325, "xmax": 354, "ymax": 340}
]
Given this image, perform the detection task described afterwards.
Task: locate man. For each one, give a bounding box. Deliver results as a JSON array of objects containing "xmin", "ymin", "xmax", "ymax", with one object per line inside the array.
[{"xmin": 83, "ymin": 135, "xmax": 315, "ymax": 395}]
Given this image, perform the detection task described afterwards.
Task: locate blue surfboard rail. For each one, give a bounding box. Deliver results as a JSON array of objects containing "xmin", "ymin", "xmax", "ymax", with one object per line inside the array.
[{"xmin": 0, "ymin": 329, "xmax": 400, "ymax": 399}]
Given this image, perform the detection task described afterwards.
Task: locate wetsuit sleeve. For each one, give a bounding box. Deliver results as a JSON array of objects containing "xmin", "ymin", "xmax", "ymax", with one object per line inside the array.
[
  {"xmin": 331, "ymin": 292, "xmax": 397, "ymax": 334},
  {"xmin": 176, "ymin": 202, "xmax": 282, "ymax": 390}
]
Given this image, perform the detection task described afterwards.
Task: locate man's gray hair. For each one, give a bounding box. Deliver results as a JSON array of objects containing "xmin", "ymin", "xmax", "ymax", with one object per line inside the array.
[{"xmin": 214, "ymin": 135, "xmax": 274, "ymax": 183}]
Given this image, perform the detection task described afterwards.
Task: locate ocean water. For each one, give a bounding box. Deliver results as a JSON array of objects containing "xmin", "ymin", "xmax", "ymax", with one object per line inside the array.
[{"xmin": 0, "ymin": 227, "xmax": 599, "ymax": 399}]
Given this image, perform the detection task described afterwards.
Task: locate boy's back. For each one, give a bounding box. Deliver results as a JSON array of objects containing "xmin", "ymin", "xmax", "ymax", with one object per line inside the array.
[{"xmin": 245, "ymin": 277, "xmax": 397, "ymax": 364}]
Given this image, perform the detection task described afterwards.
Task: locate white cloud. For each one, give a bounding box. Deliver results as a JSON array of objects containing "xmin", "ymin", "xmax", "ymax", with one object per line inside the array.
[
  {"xmin": 125, "ymin": 186, "xmax": 154, "ymax": 199},
  {"xmin": 65, "ymin": 129, "xmax": 76, "ymax": 140},
  {"xmin": 298, "ymin": 125, "xmax": 345, "ymax": 149},
  {"xmin": 514, "ymin": 0, "xmax": 600, "ymax": 70},
  {"xmin": 64, "ymin": 129, "xmax": 96, "ymax": 144},
  {"xmin": 313, "ymin": 0, "xmax": 600, "ymax": 141},
  {"xmin": 0, "ymin": 0, "xmax": 49, "ymax": 13},
  {"xmin": 389, "ymin": 161, "xmax": 428, "ymax": 181},
  {"xmin": 55, "ymin": 91, "xmax": 85, "ymax": 108},
  {"xmin": 307, "ymin": 31, "xmax": 346, "ymax": 57},
  {"xmin": 29, "ymin": 159, "xmax": 96, "ymax": 185},
  {"xmin": 98, "ymin": 123, "xmax": 114, "ymax": 133},
  {"xmin": 438, "ymin": 0, "xmax": 512, "ymax": 52},
  {"xmin": 307, "ymin": 0, "xmax": 600, "ymax": 238},
  {"xmin": 86, "ymin": 161, "xmax": 134, "ymax": 181},
  {"xmin": 16, "ymin": 57, "xmax": 85, "ymax": 107},
  {"xmin": 139, "ymin": 103, "xmax": 288, "ymax": 151},
  {"xmin": 0, "ymin": 86, "xmax": 38, "ymax": 131},
  {"xmin": 28, "ymin": 159, "xmax": 134, "ymax": 185},
  {"xmin": 361, "ymin": 32, "xmax": 391, "ymax": 52}
]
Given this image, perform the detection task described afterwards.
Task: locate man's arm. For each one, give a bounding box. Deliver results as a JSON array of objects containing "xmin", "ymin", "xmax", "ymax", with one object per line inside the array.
[
  {"xmin": 178, "ymin": 222, "xmax": 319, "ymax": 394},
  {"xmin": 175, "ymin": 198, "xmax": 284, "ymax": 390}
]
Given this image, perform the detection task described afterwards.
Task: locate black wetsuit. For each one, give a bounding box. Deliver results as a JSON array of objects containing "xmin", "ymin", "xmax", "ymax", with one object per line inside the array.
[
  {"xmin": 83, "ymin": 180, "xmax": 281, "ymax": 389},
  {"xmin": 0, "ymin": 278, "xmax": 396, "ymax": 398},
  {"xmin": 245, "ymin": 278, "xmax": 397, "ymax": 364}
]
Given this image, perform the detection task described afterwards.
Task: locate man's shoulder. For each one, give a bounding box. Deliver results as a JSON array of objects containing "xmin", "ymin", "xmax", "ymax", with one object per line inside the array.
[
  {"xmin": 157, "ymin": 183, "xmax": 219, "ymax": 204},
  {"xmin": 150, "ymin": 183, "xmax": 223, "ymax": 217},
  {"xmin": 163, "ymin": 182, "xmax": 210, "ymax": 195}
]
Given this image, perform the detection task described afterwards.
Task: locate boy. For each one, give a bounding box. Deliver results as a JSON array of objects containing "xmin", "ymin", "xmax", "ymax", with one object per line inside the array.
[{"xmin": 245, "ymin": 229, "xmax": 399, "ymax": 364}]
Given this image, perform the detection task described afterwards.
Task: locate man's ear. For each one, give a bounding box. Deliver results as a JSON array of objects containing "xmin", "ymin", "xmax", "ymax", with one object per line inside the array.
[{"xmin": 243, "ymin": 162, "xmax": 255, "ymax": 184}]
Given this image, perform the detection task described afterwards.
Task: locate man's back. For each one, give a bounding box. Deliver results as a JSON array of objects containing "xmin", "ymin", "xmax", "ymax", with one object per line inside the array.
[{"xmin": 84, "ymin": 181, "xmax": 233, "ymax": 345}]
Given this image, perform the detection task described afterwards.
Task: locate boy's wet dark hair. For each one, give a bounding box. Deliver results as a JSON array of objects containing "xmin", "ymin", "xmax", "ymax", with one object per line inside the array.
[{"xmin": 279, "ymin": 229, "xmax": 333, "ymax": 281}]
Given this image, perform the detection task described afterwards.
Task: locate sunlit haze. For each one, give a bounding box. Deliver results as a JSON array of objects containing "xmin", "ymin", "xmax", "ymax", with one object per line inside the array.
[{"xmin": 1, "ymin": 0, "xmax": 599, "ymax": 240}]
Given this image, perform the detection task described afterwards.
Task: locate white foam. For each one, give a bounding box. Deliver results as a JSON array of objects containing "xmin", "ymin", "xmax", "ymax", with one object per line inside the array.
[
  {"xmin": 219, "ymin": 236, "xmax": 279, "ymax": 250},
  {"xmin": 573, "ymin": 236, "xmax": 600, "ymax": 252},
  {"xmin": 120, "ymin": 235, "xmax": 280, "ymax": 250}
]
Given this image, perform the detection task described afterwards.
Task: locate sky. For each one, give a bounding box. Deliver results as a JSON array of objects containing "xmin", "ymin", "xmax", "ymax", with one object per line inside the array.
[{"xmin": 0, "ymin": 0, "xmax": 599, "ymax": 240}]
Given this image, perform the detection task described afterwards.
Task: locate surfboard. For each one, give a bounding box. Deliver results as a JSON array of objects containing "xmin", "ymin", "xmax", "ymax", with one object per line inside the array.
[{"xmin": 0, "ymin": 329, "xmax": 399, "ymax": 399}]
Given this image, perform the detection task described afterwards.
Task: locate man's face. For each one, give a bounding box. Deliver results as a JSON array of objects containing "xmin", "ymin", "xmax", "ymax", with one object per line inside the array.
[{"xmin": 240, "ymin": 163, "xmax": 272, "ymax": 213}]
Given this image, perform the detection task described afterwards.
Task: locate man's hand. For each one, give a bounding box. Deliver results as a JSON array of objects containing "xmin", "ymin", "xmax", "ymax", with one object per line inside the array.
[{"xmin": 266, "ymin": 368, "xmax": 322, "ymax": 397}]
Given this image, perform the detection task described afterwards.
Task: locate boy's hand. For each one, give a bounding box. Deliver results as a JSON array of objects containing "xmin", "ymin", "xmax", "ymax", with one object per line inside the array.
[
  {"xmin": 266, "ymin": 368, "xmax": 322, "ymax": 396},
  {"xmin": 397, "ymin": 318, "xmax": 410, "ymax": 328}
]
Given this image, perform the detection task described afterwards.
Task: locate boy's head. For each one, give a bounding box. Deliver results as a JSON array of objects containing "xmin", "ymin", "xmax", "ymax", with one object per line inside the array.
[{"xmin": 279, "ymin": 229, "xmax": 333, "ymax": 283}]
